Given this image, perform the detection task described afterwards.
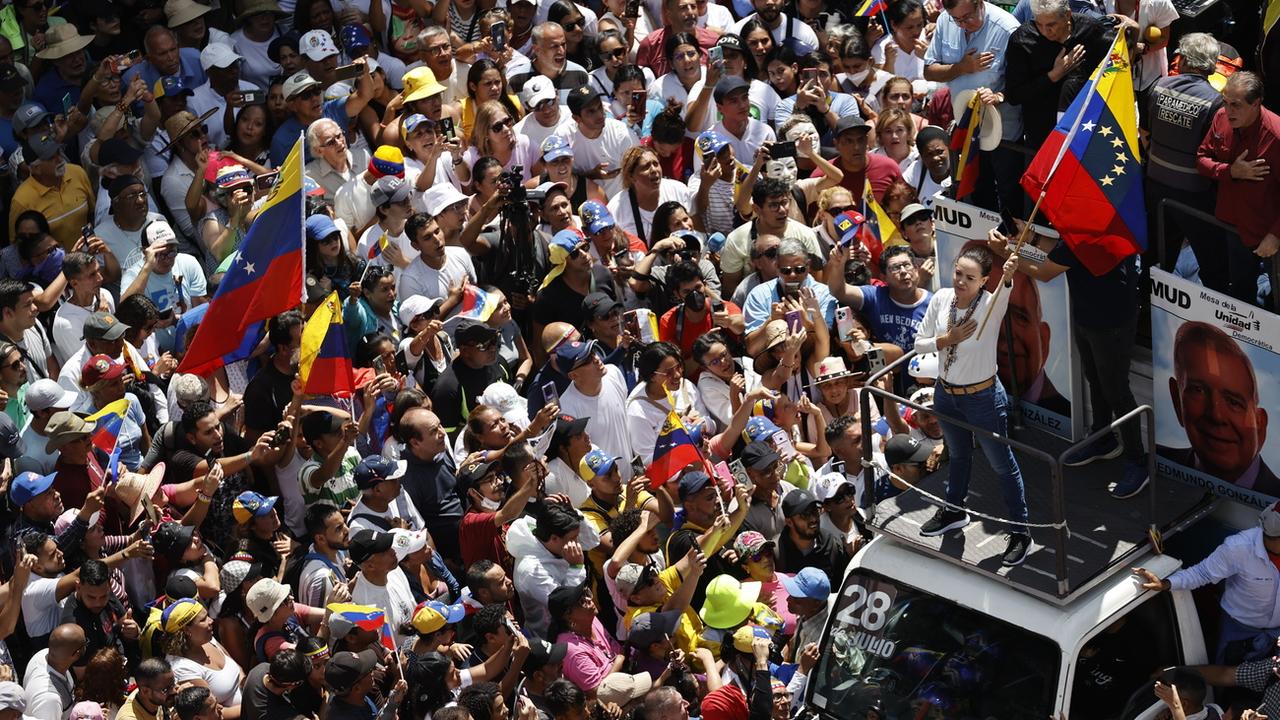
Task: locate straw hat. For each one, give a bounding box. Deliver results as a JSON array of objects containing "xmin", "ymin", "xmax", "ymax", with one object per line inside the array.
[
  {"xmin": 165, "ymin": 0, "xmax": 214, "ymax": 28},
  {"xmin": 113, "ymin": 463, "xmax": 167, "ymax": 524},
  {"xmin": 36, "ymin": 25, "xmax": 93, "ymax": 61}
]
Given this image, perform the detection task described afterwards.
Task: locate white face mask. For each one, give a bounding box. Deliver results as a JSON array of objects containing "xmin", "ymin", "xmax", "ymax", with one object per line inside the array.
[
  {"xmin": 479, "ymin": 496, "xmax": 501, "ymax": 511},
  {"xmin": 786, "ymin": 124, "xmax": 820, "ymax": 156},
  {"xmin": 847, "ymin": 67, "xmax": 871, "ymax": 85},
  {"xmin": 765, "ymin": 157, "xmax": 798, "ymax": 185}
]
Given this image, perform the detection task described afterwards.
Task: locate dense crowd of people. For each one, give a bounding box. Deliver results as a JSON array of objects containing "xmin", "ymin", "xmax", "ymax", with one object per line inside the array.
[{"xmin": 0, "ymin": 0, "xmax": 1271, "ymax": 718}]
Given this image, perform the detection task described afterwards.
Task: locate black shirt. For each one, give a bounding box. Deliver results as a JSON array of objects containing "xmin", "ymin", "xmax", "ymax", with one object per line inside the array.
[
  {"xmin": 1048, "ymin": 240, "xmax": 1140, "ymax": 330},
  {"xmin": 431, "ymin": 359, "xmax": 508, "ymax": 434},
  {"xmin": 242, "ymin": 664, "xmax": 309, "ymax": 720},
  {"xmin": 403, "ymin": 453, "xmax": 464, "ymax": 565},
  {"xmin": 244, "ymin": 361, "xmax": 295, "ymax": 435},
  {"xmin": 775, "ymin": 527, "xmax": 852, "ymax": 590},
  {"xmin": 1004, "ymin": 13, "xmax": 1114, "ymax": 147},
  {"xmin": 531, "ymin": 269, "xmax": 615, "ymax": 332},
  {"xmin": 60, "ymin": 593, "xmax": 136, "ymax": 669}
]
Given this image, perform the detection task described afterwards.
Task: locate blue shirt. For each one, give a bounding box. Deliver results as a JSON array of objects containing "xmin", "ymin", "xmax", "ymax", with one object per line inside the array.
[
  {"xmin": 271, "ymin": 98, "xmax": 350, "ymax": 166},
  {"xmin": 121, "ymin": 48, "xmax": 207, "ymax": 91},
  {"xmin": 743, "ymin": 276, "xmax": 837, "ymax": 332},
  {"xmin": 774, "ymin": 92, "xmax": 861, "ymax": 143},
  {"xmin": 32, "ymin": 71, "xmax": 80, "ymax": 122},
  {"xmin": 856, "ymin": 284, "xmax": 931, "ymax": 352},
  {"xmin": 924, "ymin": 1, "xmax": 1023, "ymax": 140}
]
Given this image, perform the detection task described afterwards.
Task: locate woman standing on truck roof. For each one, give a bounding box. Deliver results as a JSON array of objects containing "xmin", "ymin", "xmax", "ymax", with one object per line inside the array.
[{"xmin": 912, "ymin": 246, "xmax": 1031, "ymax": 567}]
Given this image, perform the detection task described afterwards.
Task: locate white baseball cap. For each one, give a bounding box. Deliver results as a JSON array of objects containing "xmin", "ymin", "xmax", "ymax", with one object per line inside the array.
[
  {"xmin": 200, "ymin": 42, "xmax": 242, "ymax": 71},
  {"xmin": 522, "ymin": 75, "xmax": 557, "ymax": 108},
  {"xmin": 300, "ymin": 29, "xmax": 339, "ymax": 62},
  {"xmin": 24, "ymin": 378, "xmax": 78, "ymax": 413}
]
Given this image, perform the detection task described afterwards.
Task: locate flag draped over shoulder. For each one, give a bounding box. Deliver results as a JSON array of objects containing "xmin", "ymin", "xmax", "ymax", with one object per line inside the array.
[
  {"xmin": 178, "ymin": 136, "xmax": 306, "ymax": 376},
  {"xmin": 299, "ymin": 292, "xmax": 354, "ymax": 396},
  {"xmin": 647, "ymin": 411, "xmax": 702, "ymax": 488},
  {"xmin": 1020, "ymin": 32, "xmax": 1146, "ymax": 275},
  {"xmin": 950, "ymin": 92, "xmax": 983, "ymax": 199}
]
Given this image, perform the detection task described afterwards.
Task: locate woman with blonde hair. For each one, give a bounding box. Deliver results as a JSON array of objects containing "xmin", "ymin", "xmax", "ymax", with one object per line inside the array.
[
  {"xmin": 874, "ymin": 107, "xmax": 919, "ymax": 171},
  {"xmin": 605, "ymin": 146, "xmax": 696, "ymax": 243},
  {"xmin": 462, "ymin": 100, "xmax": 534, "ymax": 184},
  {"xmin": 162, "ymin": 598, "xmax": 245, "ymax": 718}
]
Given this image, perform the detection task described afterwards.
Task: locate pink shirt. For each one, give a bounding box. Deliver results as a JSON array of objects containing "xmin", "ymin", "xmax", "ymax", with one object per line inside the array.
[
  {"xmin": 760, "ymin": 576, "xmax": 797, "ymax": 636},
  {"xmin": 557, "ymin": 618, "xmax": 622, "ymax": 691}
]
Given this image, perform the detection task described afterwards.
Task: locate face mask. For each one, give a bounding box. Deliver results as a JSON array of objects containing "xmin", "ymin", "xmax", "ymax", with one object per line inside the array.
[
  {"xmin": 684, "ymin": 288, "xmax": 706, "ymax": 312},
  {"xmin": 847, "ymin": 67, "xmax": 871, "ymax": 85},
  {"xmin": 764, "ymin": 158, "xmax": 798, "ymax": 185},
  {"xmin": 479, "ymin": 496, "xmax": 501, "ymax": 511}
]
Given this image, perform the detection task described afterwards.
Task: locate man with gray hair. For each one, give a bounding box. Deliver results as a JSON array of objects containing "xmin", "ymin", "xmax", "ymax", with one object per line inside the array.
[
  {"xmin": 1004, "ymin": 0, "xmax": 1113, "ymax": 147},
  {"xmin": 1145, "ymin": 32, "xmax": 1223, "ymax": 272},
  {"xmin": 743, "ymin": 235, "xmax": 836, "ymax": 335},
  {"xmin": 643, "ymin": 687, "xmax": 690, "ymax": 720},
  {"xmin": 1196, "ymin": 70, "xmax": 1280, "ymax": 305},
  {"xmin": 409, "ymin": 26, "xmax": 470, "ymax": 105},
  {"xmin": 305, "ymin": 118, "xmax": 369, "ymax": 201}
]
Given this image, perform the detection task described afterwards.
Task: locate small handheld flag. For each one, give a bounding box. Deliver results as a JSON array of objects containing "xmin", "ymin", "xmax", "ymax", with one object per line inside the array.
[
  {"xmin": 299, "ymin": 292, "xmax": 355, "ymax": 396},
  {"xmin": 367, "ymin": 232, "xmax": 390, "ymax": 260}
]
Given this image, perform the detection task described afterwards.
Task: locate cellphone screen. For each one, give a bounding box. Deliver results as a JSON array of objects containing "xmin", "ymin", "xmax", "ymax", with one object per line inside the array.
[
  {"xmin": 542, "ymin": 381, "xmax": 559, "ymax": 406},
  {"xmin": 491, "ymin": 21, "xmax": 506, "ymax": 51},
  {"xmin": 785, "ymin": 309, "xmax": 802, "ymax": 333}
]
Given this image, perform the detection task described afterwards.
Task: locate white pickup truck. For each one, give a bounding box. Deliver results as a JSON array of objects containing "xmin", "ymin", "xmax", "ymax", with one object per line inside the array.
[{"xmin": 807, "ymin": 392, "xmax": 1255, "ymax": 719}]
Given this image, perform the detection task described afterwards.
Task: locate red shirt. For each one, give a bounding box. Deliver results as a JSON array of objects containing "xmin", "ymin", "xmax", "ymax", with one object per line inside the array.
[
  {"xmin": 459, "ymin": 510, "xmax": 510, "ymax": 572},
  {"xmin": 658, "ymin": 301, "xmax": 742, "ymax": 356},
  {"xmin": 644, "ymin": 136, "xmax": 696, "ymax": 182},
  {"xmin": 812, "ymin": 152, "xmax": 903, "ymax": 203},
  {"xmin": 53, "ymin": 457, "xmax": 91, "ymax": 511},
  {"xmin": 635, "ymin": 27, "xmax": 721, "ymax": 78},
  {"xmin": 1196, "ymin": 106, "xmax": 1280, "ymax": 248}
]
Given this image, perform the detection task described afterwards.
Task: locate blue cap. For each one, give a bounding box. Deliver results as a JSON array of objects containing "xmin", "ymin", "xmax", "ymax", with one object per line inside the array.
[
  {"xmin": 554, "ymin": 339, "xmax": 598, "ymax": 373},
  {"xmin": 696, "ymin": 130, "xmax": 729, "ymax": 159},
  {"xmin": 712, "ymin": 75, "xmax": 750, "ymax": 103},
  {"xmin": 744, "ymin": 416, "xmax": 782, "ymax": 443},
  {"xmin": 353, "ymin": 456, "xmax": 407, "ymax": 490},
  {"xmin": 779, "ymin": 567, "xmax": 831, "ymax": 600},
  {"xmin": 577, "ymin": 448, "xmax": 619, "ymax": 481},
  {"xmin": 833, "ymin": 210, "xmax": 867, "ymax": 246},
  {"xmin": 154, "ymin": 75, "xmax": 193, "ymax": 98},
  {"xmin": 706, "ymin": 232, "xmax": 726, "ymax": 253},
  {"xmin": 579, "ymin": 200, "xmax": 615, "ymax": 234},
  {"xmin": 402, "ymin": 113, "xmax": 433, "ymax": 134},
  {"xmin": 540, "ymin": 134, "xmax": 574, "ymax": 162},
  {"xmin": 305, "ymin": 214, "xmax": 341, "ymax": 242},
  {"xmin": 551, "ymin": 228, "xmax": 583, "ymax": 253},
  {"xmin": 340, "ymin": 24, "xmax": 372, "ymax": 52},
  {"xmin": 232, "ymin": 491, "xmax": 278, "ymax": 523},
  {"xmin": 10, "ymin": 471, "xmax": 55, "ymax": 507},
  {"xmin": 677, "ymin": 470, "xmax": 713, "ymax": 501},
  {"xmin": 426, "ymin": 599, "xmax": 466, "ymax": 623}
]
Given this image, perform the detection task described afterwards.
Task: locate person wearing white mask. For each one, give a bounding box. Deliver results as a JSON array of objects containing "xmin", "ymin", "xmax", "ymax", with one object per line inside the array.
[{"xmin": 734, "ymin": 118, "xmax": 844, "ymax": 224}]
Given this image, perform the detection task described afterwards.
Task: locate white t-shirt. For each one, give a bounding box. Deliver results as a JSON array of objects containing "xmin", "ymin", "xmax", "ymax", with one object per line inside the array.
[
  {"xmin": 357, "ymin": 224, "xmax": 416, "ymax": 280},
  {"xmin": 692, "ymin": 119, "xmax": 775, "ymax": 174},
  {"xmin": 169, "ymin": 642, "xmax": 243, "ymax": 707},
  {"xmin": 334, "ymin": 174, "xmax": 378, "ymax": 233},
  {"xmin": 872, "ymin": 35, "xmax": 927, "ymax": 81},
  {"xmin": 545, "ymin": 456, "xmax": 592, "ymax": 508},
  {"xmin": 50, "ymin": 291, "xmax": 115, "ymax": 366},
  {"xmin": 625, "ymin": 379, "xmax": 712, "ymax": 464},
  {"xmin": 21, "ymin": 575, "xmax": 62, "ymax": 637},
  {"xmin": 513, "ymin": 108, "xmax": 574, "ymax": 159},
  {"xmin": 558, "ymin": 365, "xmax": 634, "ymax": 478},
  {"xmin": 646, "ymin": 67, "xmax": 705, "ymax": 107},
  {"xmin": 230, "ymin": 30, "xmax": 281, "ymax": 90},
  {"xmin": 728, "ymin": 13, "xmax": 819, "ymax": 55},
  {"xmin": 698, "ymin": 2, "xmax": 735, "ymax": 29},
  {"xmin": 556, "ymin": 118, "xmax": 639, "ymax": 198},
  {"xmin": 606, "ymin": 179, "xmax": 694, "ymax": 242},
  {"xmin": 397, "ymin": 246, "xmax": 476, "ymax": 304},
  {"xmin": 352, "ymin": 567, "xmax": 417, "ymax": 647},
  {"xmin": 96, "ymin": 211, "xmax": 168, "ymax": 273},
  {"xmin": 1104, "ymin": 0, "xmax": 1178, "ymax": 90}
]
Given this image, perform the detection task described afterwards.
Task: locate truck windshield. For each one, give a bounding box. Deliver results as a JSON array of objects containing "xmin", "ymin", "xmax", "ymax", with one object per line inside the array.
[{"xmin": 808, "ymin": 570, "xmax": 1060, "ymax": 720}]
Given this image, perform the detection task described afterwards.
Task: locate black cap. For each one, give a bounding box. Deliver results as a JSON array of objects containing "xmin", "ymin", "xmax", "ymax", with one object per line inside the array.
[
  {"xmin": 152, "ymin": 522, "xmax": 196, "ymax": 565},
  {"xmin": 628, "ymin": 609, "xmax": 682, "ymax": 649},
  {"xmin": 301, "ymin": 410, "xmax": 343, "ymax": 443},
  {"xmin": 781, "ymin": 488, "xmax": 821, "ymax": 518},
  {"xmin": 324, "ymin": 649, "xmax": 378, "ymax": 694},
  {"xmin": 547, "ymin": 580, "xmax": 589, "ymax": 626},
  {"xmin": 741, "ymin": 441, "xmax": 780, "ymax": 471},
  {"xmin": 456, "ymin": 317, "xmax": 500, "ymax": 345},
  {"xmin": 99, "ymin": 138, "xmax": 143, "ymax": 166},
  {"xmin": 713, "ymin": 76, "xmax": 750, "ymax": 103},
  {"xmin": 527, "ymin": 639, "xmax": 569, "ymax": 669},
  {"xmin": 457, "ymin": 459, "xmax": 500, "ymax": 497},
  {"xmin": 108, "ymin": 173, "xmax": 145, "ymax": 199},
  {"xmin": 348, "ymin": 528, "xmax": 395, "ymax": 565},
  {"xmin": 0, "ymin": 64, "xmax": 22, "ymax": 92},
  {"xmin": 549, "ymin": 414, "xmax": 589, "ymax": 456},
  {"xmin": 677, "ymin": 470, "xmax": 713, "ymax": 501},
  {"xmin": 164, "ymin": 574, "xmax": 199, "ymax": 603},
  {"xmin": 884, "ymin": 434, "xmax": 932, "ymax": 466},
  {"xmin": 714, "ymin": 33, "xmax": 745, "ymax": 54},
  {"xmin": 582, "ymin": 291, "xmax": 622, "ymax": 320},
  {"xmin": 566, "ymin": 85, "xmax": 601, "ymax": 116},
  {"xmin": 835, "ymin": 115, "xmax": 872, "ymax": 137}
]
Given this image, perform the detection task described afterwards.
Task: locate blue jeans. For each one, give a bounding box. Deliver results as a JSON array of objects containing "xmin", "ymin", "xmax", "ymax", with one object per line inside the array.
[{"xmin": 933, "ymin": 379, "xmax": 1030, "ymax": 534}]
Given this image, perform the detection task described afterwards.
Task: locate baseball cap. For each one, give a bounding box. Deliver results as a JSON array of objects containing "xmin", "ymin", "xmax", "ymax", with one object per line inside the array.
[
  {"xmin": 410, "ymin": 599, "xmax": 466, "ymax": 634},
  {"xmin": 527, "ymin": 639, "xmax": 569, "ymax": 667},
  {"xmin": 577, "ymin": 448, "xmax": 619, "ymax": 482},
  {"xmin": 582, "ymin": 291, "xmax": 622, "ymax": 320},
  {"xmin": 325, "ymin": 649, "xmax": 378, "ymax": 694},
  {"xmin": 547, "ymin": 580, "xmax": 590, "ymax": 625},
  {"xmin": 743, "ymin": 416, "xmax": 782, "ymax": 443},
  {"xmin": 348, "ymin": 528, "xmax": 395, "ymax": 565},
  {"xmin": 741, "ymin": 441, "xmax": 780, "ymax": 471},
  {"xmin": 0, "ymin": 63, "xmax": 23, "ymax": 94},
  {"xmin": 98, "ymin": 139, "xmax": 143, "ymax": 167},
  {"xmin": 523, "ymin": 75, "xmax": 557, "ymax": 108},
  {"xmin": 458, "ymin": 457, "xmax": 500, "ymax": 490},
  {"xmin": 677, "ymin": 470, "xmax": 713, "ymax": 501},
  {"xmin": 1261, "ymin": 502, "xmax": 1280, "ymax": 537},
  {"xmin": 353, "ymin": 456, "xmax": 407, "ymax": 490},
  {"xmin": 627, "ymin": 609, "xmax": 681, "ymax": 649},
  {"xmin": 553, "ymin": 340, "xmax": 598, "ymax": 373},
  {"xmin": 12, "ymin": 102, "xmax": 51, "ymax": 134},
  {"xmin": 833, "ymin": 210, "xmax": 867, "ymax": 246},
  {"xmin": 696, "ymin": 130, "xmax": 729, "ymax": 159},
  {"xmin": 24, "ymin": 378, "xmax": 77, "ymax": 413},
  {"xmin": 781, "ymin": 488, "xmax": 820, "ymax": 518},
  {"xmin": 715, "ymin": 33, "xmax": 745, "ymax": 53},
  {"xmin": 901, "ymin": 203, "xmax": 932, "ymax": 224},
  {"xmin": 143, "ymin": 219, "xmax": 179, "ymax": 249},
  {"xmin": 283, "ymin": 70, "xmax": 322, "ymax": 99},
  {"xmin": 455, "ymin": 317, "xmax": 500, "ymax": 345},
  {"xmin": 370, "ymin": 176, "xmax": 411, "ymax": 207},
  {"xmin": 81, "ymin": 354, "xmax": 125, "ymax": 386},
  {"xmin": 301, "ymin": 410, "xmax": 344, "ymax": 443},
  {"xmin": 712, "ymin": 76, "xmax": 749, "ymax": 103},
  {"xmin": 566, "ymin": 85, "xmax": 601, "ymax": 116},
  {"xmin": 884, "ymin": 434, "xmax": 932, "ymax": 467},
  {"xmin": 340, "ymin": 24, "xmax": 373, "ymax": 53},
  {"xmin": 397, "ymin": 295, "xmax": 444, "ymax": 326},
  {"xmin": 10, "ymin": 471, "xmax": 55, "ymax": 507},
  {"xmin": 778, "ymin": 566, "xmax": 830, "ymax": 600},
  {"xmin": 540, "ymin": 134, "xmax": 574, "ymax": 162},
  {"xmin": 549, "ymin": 414, "xmax": 589, "ymax": 455},
  {"xmin": 579, "ymin": 200, "xmax": 615, "ymax": 234},
  {"xmin": 402, "ymin": 113, "xmax": 433, "ymax": 135},
  {"xmin": 232, "ymin": 491, "xmax": 278, "ymax": 524},
  {"xmin": 811, "ymin": 471, "xmax": 854, "ymax": 502},
  {"xmin": 390, "ymin": 528, "xmax": 428, "ymax": 560},
  {"xmin": 300, "ymin": 29, "xmax": 340, "ymax": 61},
  {"xmin": 200, "ymin": 43, "xmax": 242, "ymax": 71},
  {"xmin": 246, "ymin": 578, "xmax": 291, "ymax": 623},
  {"xmin": 153, "ymin": 75, "xmax": 194, "ymax": 98},
  {"xmin": 598, "ymin": 673, "xmax": 653, "ymax": 707},
  {"xmin": 24, "ymin": 133, "xmax": 61, "ymax": 161},
  {"xmin": 305, "ymin": 214, "xmax": 341, "ymax": 242},
  {"xmin": 835, "ymin": 115, "xmax": 872, "ymax": 137},
  {"xmin": 732, "ymin": 530, "xmax": 773, "ymax": 559},
  {"xmin": 0, "ymin": 681, "xmax": 25, "ymax": 713}
]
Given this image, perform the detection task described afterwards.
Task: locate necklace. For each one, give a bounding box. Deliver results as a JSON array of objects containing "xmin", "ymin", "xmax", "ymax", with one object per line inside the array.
[{"xmin": 943, "ymin": 289, "xmax": 982, "ymax": 377}]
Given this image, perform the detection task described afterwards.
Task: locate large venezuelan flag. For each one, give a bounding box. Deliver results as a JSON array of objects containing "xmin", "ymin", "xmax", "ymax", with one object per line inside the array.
[
  {"xmin": 1021, "ymin": 32, "xmax": 1146, "ymax": 276},
  {"xmin": 299, "ymin": 292, "xmax": 354, "ymax": 396},
  {"xmin": 178, "ymin": 136, "xmax": 306, "ymax": 376},
  {"xmin": 647, "ymin": 411, "xmax": 702, "ymax": 488}
]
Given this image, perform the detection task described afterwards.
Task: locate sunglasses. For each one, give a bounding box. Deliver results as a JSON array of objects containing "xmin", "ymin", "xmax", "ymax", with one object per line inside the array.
[
  {"xmin": 562, "ymin": 18, "xmax": 585, "ymax": 30},
  {"xmin": 827, "ymin": 205, "xmax": 854, "ymax": 216},
  {"xmin": 467, "ymin": 339, "xmax": 498, "ymax": 351},
  {"xmin": 779, "ymin": 265, "xmax": 808, "ymax": 276},
  {"xmin": 746, "ymin": 549, "xmax": 772, "ymax": 563},
  {"xmin": 569, "ymin": 244, "xmax": 589, "ymax": 259},
  {"xmin": 295, "ymin": 87, "xmax": 322, "ymax": 100},
  {"xmin": 751, "ymin": 247, "xmax": 779, "ymax": 260},
  {"xmin": 491, "ymin": 118, "xmax": 513, "ymax": 132},
  {"xmin": 2, "ymin": 359, "xmax": 22, "ymax": 371},
  {"xmin": 603, "ymin": 47, "xmax": 626, "ymax": 60}
]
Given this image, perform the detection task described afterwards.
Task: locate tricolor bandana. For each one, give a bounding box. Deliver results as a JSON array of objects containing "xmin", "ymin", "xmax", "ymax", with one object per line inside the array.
[
  {"xmin": 751, "ymin": 399, "xmax": 775, "ymax": 419},
  {"xmin": 833, "ymin": 210, "xmax": 867, "ymax": 246},
  {"xmin": 215, "ymin": 164, "xmax": 253, "ymax": 190},
  {"xmin": 368, "ymin": 146, "xmax": 405, "ymax": 178},
  {"xmin": 540, "ymin": 228, "xmax": 587, "ymax": 290}
]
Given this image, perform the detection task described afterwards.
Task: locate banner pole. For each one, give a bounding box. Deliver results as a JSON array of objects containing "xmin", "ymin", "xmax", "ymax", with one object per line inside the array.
[{"xmin": 975, "ymin": 190, "xmax": 1046, "ymax": 339}]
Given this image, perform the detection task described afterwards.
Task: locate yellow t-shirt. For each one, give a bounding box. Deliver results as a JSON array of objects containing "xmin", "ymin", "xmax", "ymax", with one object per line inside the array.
[{"xmin": 622, "ymin": 565, "xmax": 704, "ymax": 654}]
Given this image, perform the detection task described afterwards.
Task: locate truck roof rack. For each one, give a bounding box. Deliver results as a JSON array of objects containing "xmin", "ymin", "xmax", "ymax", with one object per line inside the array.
[{"xmin": 859, "ymin": 352, "xmax": 1215, "ymax": 606}]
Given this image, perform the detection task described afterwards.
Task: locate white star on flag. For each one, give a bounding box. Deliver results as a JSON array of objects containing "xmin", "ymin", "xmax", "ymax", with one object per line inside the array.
[
  {"xmin": 244, "ymin": 262, "xmax": 256, "ymax": 274},
  {"xmin": 1081, "ymin": 121, "xmax": 1096, "ymax": 132}
]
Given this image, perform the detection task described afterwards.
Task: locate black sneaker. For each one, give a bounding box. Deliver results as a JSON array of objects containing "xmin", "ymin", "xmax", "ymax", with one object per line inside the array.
[
  {"xmin": 1002, "ymin": 533, "xmax": 1031, "ymax": 566},
  {"xmin": 1063, "ymin": 433, "xmax": 1122, "ymax": 467},
  {"xmin": 919, "ymin": 507, "xmax": 971, "ymax": 537}
]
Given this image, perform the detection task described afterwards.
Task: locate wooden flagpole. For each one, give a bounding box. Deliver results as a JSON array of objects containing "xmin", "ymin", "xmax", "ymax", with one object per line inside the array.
[{"xmin": 974, "ymin": 190, "xmax": 1046, "ymax": 339}]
